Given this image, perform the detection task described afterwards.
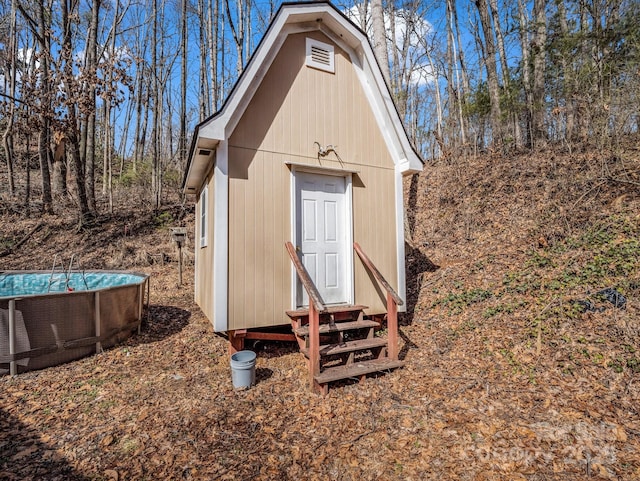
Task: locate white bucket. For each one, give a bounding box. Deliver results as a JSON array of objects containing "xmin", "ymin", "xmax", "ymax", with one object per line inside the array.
[{"xmin": 230, "ymin": 350, "xmax": 256, "ymax": 388}]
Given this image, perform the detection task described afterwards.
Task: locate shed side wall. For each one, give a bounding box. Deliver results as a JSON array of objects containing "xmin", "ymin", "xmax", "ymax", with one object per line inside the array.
[{"xmin": 194, "ymin": 171, "xmax": 215, "ymax": 321}]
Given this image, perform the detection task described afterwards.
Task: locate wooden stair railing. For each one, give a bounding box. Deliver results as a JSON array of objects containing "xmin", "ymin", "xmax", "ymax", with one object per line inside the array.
[
  {"xmin": 286, "ymin": 241, "xmax": 405, "ymax": 394},
  {"xmin": 285, "ymin": 241, "xmax": 326, "ymax": 392},
  {"xmin": 353, "ymin": 242, "xmax": 404, "ymax": 361}
]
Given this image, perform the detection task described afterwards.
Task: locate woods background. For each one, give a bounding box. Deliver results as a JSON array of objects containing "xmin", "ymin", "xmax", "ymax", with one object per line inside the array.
[{"xmin": 0, "ymin": 0, "xmax": 638, "ymax": 220}]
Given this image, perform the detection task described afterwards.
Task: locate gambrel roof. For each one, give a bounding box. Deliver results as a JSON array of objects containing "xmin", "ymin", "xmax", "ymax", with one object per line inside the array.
[{"xmin": 183, "ymin": 1, "xmax": 423, "ymax": 192}]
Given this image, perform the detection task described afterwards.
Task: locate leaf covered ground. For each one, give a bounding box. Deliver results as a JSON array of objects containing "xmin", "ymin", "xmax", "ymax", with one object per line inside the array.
[{"xmin": 1, "ymin": 144, "xmax": 640, "ymax": 480}]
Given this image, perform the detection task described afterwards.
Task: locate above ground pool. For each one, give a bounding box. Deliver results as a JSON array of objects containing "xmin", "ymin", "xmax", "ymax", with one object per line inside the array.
[{"xmin": 0, "ymin": 270, "xmax": 149, "ymax": 375}]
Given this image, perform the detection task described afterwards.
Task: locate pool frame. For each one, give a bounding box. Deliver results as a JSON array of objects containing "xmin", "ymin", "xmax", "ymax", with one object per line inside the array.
[{"xmin": 0, "ymin": 270, "xmax": 149, "ymax": 375}]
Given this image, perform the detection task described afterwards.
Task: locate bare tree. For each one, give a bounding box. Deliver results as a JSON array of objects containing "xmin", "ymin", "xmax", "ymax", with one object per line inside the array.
[
  {"xmin": 489, "ymin": 0, "xmax": 521, "ymax": 146},
  {"xmin": 225, "ymin": 0, "xmax": 245, "ymax": 75},
  {"xmin": 60, "ymin": 0, "xmax": 91, "ymax": 221},
  {"xmin": 151, "ymin": 0, "xmax": 162, "ymax": 209},
  {"xmin": 2, "ymin": 0, "xmax": 17, "ymax": 197},
  {"xmin": 517, "ymin": 0, "xmax": 534, "ymax": 147},
  {"xmin": 179, "ymin": 0, "xmax": 188, "ymax": 168},
  {"xmin": 83, "ymin": 0, "xmax": 101, "ymax": 212},
  {"xmin": 208, "ymin": 0, "xmax": 220, "ymax": 112},
  {"xmin": 474, "ymin": 0, "xmax": 503, "ymax": 146},
  {"xmin": 35, "ymin": 1, "xmax": 53, "ymax": 213},
  {"xmin": 198, "ymin": 0, "xmax": 210, "ymax": 119},
  {"xmin": 371, "ymin": 0, "xmax": 390, "ymax": 86},
  {"xmin": 531, "ymin": 0, "xmax": 547, "ymax": 146},
  {"xmin": 445, "ymin": 0, "xmax": 466, "ymax": 146}
]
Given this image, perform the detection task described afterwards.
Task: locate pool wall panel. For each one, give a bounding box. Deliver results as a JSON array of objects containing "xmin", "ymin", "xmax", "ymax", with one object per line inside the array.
[{"xmin": 0, "ymin": 272, "xmax": 147, "ymax": 374}]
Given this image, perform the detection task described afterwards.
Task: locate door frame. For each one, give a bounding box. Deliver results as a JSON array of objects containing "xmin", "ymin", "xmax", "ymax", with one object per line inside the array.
[{"xmin": 289, "ymin": 165, "xmax": 354, "ymax": 309}]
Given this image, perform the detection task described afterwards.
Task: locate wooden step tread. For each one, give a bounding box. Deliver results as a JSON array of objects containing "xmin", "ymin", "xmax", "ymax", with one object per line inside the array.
[
  {"xmin": 301, "ymin": 338, "xmax": 388, "ymax": 357},
  {"xmin": 286, "ymin": 304, "xmax": 368, "ymax": 319},
  {"xmin": 315, "ymin": 359, "xmax": 405, "ymax": 384},
  {"xmin": 294, "ymin": 319, "xmax": 379, "ymax": 337}
]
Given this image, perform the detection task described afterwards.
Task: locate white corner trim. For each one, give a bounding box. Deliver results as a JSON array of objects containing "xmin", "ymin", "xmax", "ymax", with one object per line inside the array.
[
  {"xmin": 394, "ymin": 168, "xmax": 407, "ymax": 312},
  {"xmin": 345, "ymin": 173, "xmax": 355, "ymax": 306},
  {"xmin": 194, "ymin": 197, "xmax": 200, "ymax": 304},
  {"xmin": 289, "ymin": 167, "xmax": 297, "ymax": 310},
  {"xmin": 213, "ymin": 141, "xmax": 229, "ymax": 332}
]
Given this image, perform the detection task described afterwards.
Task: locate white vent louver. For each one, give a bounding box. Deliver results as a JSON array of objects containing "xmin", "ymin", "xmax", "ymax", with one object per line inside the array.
[{"xmin": 306, "ymin": 38, "xmax": 335, "ymax": 73}]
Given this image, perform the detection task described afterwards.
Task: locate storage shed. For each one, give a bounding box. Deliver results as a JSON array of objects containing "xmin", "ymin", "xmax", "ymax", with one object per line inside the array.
[{"xmin": 183, "ymin": 1, "xmax": 423, "ymax": 392}]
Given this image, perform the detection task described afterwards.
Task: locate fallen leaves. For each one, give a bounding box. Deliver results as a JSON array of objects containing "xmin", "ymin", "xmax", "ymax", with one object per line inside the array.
[{"xmin": 1, "ymin": 147, "xmax": 640, "ymax": 479}]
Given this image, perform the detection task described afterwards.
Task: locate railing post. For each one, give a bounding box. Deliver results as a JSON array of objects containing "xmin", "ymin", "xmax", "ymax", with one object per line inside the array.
[
  {"xmin": 386, "ymin": 292, "xmax": 399, "ymax": 361},
  {"xmin": 95, "ymin": 291, "xmax": 102, "ymax": 354},
  {"xmin": 308, "ymin": 300, "xmax": 320, "ymax": 390},
  {"xmin": 137, "ymin": 283, "xmax": 143, "ymax": 335},
  {"xmin": 285, "ymin": 241, "xmax": 327, "ymax": 393},
  {"xmin": 353, "ymin": 242, "xmax": 403, "ymax": 361},
  {"xmin": 9, "ymin": 299, "xmax": 16, "ymax": 375},
  {"xmin": 228, "ymin": 329, "xmax": 247, "ymax": 355}
]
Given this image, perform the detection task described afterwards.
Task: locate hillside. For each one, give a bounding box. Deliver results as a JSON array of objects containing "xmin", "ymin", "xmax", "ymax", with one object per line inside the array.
[{"xmin": 1, "ymin": 142, "xmax": 640, "ymax": 480}]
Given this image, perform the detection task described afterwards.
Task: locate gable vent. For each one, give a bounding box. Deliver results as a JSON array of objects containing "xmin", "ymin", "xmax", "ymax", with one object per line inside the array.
[{"xmin": 306, "ymin": 38, "xmax": 334, "ymax": 73}]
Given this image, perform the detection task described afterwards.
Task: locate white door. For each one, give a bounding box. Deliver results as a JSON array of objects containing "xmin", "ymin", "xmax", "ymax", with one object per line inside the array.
[{"xmin": 295, "ymin": 171, "xmax": 350, "ymax": 307}]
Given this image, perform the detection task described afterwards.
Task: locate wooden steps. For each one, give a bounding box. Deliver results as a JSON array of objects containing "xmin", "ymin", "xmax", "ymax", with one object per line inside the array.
[
  {"xmin": 288, "ymin": 304, "xmax": 403, "ymax": 394},
  {"xmin": 294, "ymin": 319, "xmax": 379, "ymax": 337},
  {"xmin": 315, "ymin": 359, "xmax": 405, "ymax": 384},
  {"xmin": 286, "ymin": 304, "xmax": 368, "ymax": 318},
  {"xmin": 301, "ymin": 337, "xmax": 388, "ymax": 357}
]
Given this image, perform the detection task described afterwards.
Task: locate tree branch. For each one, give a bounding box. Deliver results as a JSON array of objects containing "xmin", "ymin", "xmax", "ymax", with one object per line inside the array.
[
  {"xmin": 15, "ymin": 3, "xmax": 44, "ymax": 45},
  {"xmin": 0, "ymin": 91, "xmax": 31, "ymax": 107}
]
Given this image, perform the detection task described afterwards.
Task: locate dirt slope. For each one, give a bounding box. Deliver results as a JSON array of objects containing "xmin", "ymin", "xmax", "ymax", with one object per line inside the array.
[{"xmin": 1, "ymin": 143, "xmax": 640, "ymax": 480}]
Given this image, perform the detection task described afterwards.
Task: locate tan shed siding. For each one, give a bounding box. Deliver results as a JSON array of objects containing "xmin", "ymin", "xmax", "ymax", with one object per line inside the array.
[
  {"xmin": 228, "ymin": 149, "xmax": 291, "ymax": 330},
  {"xmin": 195, "ymin": 172, "xmax": 215, "ymax": 321},
  {"xmin": 230, "ymin": 32, "xmax": 391, "ymax": 169},
  {"xmin": 227, "ymin": 32, "xmax": 399, "ymax": 329},
  {"xmin": 352, "ymin": 165, "xmax": 398, "ymax": 315}
]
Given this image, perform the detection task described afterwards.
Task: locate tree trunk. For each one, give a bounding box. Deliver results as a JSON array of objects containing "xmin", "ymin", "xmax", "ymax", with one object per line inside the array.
[
  {"xmin": 208, "ymin": 0, "xmax": 220, "ymax": 112},
  {"xmin": 244, "ymin": 0, "xmax": 251, "ymax": 65},
  {"xmin": 199, "ymin": 0, "xmax": 209, "ymax": 119},
  {"xmin": 449, "ymin": 0, "xmax": 468, "ymax": 145},
  {"xmin": 488, "ymin": 0, "xmax": 510, "ymax": 91},
  {"xmin": 132, "ymin": 49, "xmax": 147, "ymax": 174},
  {"xmin": 225, "ymin": 0, "xmax": 245, "ymax": 75},
  {"xmin": 453, "ymin": 1, "xmax": 470, "ymax": 99},
  {"xmin": 518, "ymin": 0, "xmax": 534, "ymax": 148},
  {"xmin": 84, "ymin": 0, "xmax": 100, "ymax": 212},
  {"xmin": 425, "ymin": 45, "xmax": 443, "ymax": 142},
  {"xmin": 555, "ymin": 0, "xmax": 574, "ymax": 144},
  {"xmin": 37, "ymin": 1, "xmax": 53, "ymax": 213},
  {"xmin": 179, "ymin": 0, "xmax": 188, "ymax": 168},
  {"xmin": 475, "ymin": 0, "xmax": 503, "ymax": 146},
  {"xmin": 489, "ymin": 0, "xmax": 520, "ymax": 146},
  {"xmin": 24, "ymin": 135, "xmax": 31, "ymax": 215},
  {"xmin": 69, "ymin": 128, "xmax": 91, "ymax": 221},
  {"xmin": 151, "ymin": 0, "xmax": 163, "ymax": 209},
  {"xmin": 52, "ymin": 131, "xmax": 67, "ymax": 196},
  {"xmin": 445, "ymin": 0, "xmax": 457, "ymax": 145},
  {"xmin": 37, "ymin": 129, "xmax": 53, "ymax": 214},
  {"xmin": 531, "ymin": 0, "xmax": 547, "ymax": 146},
  {"xmin": 576, "ymin": 0, "xmax": 591, "ymax": 140},
  {"xmin": 371, "ymin": 0, "xmax": 390, "ymax": 86},
  {"xmin": 61, "ymin": 0, "xmax": 91, "ymax": 221},
  {"xmin": 2, "ymin": 0, "xmax": 17, "ymax": 197}
]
